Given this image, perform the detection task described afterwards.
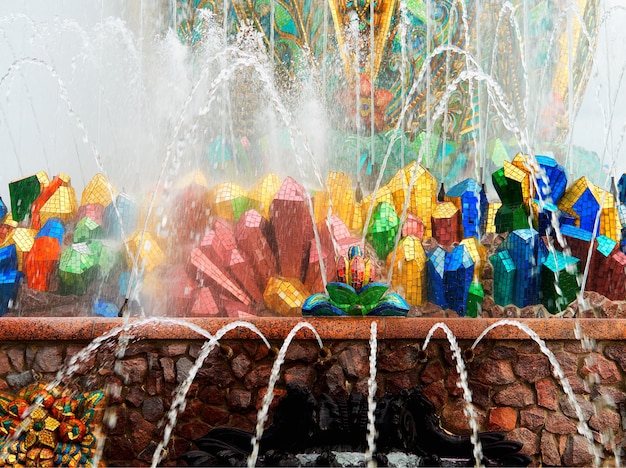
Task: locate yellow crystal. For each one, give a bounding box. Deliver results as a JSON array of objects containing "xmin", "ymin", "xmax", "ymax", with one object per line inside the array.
[
  {"xmin": 388, "ymin": 235, "xmax": 427, "ymax": 305},
  {"xmin": 248, "ymin": 173, "xmax": 281, "ymax": 219},
  {"xmin": 81, "ymin": 173, "xmax": 118, "ymax": 207},
  {"xmin": 263, "ymin": 276, "xmax": 310, "ymax": 317}
]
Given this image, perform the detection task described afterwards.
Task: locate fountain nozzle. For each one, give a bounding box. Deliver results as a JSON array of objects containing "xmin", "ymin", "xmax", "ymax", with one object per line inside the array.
[{"xmin": 318, "ymin": 346, "xmax": 332, "ymax": 362}]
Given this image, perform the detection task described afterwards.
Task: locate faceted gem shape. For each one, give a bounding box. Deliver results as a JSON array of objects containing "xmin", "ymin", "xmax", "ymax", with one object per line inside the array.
[
  {"xmin": 460, "ymin": 237, "xmax": 487, "ymax": 281},
  {"xmin": 492, "ymin": 158, "xmax": 531, "ymax": 208},
  {"xmin": 431, "ymin": 202, "xmax": 460, "ymax": 247},
  {"xmin": 199, "ymin": 220, "xmax": 238, "ymax": 266},
  {"xmin": 73, "ymin": 217, "xmax": 103, "ymax": 243},
  {"xmin": 0, "ymin": 244, "xmax": 18, "ymax": 271},
  {"xmin": 304, "ymin": 226, "xmax": 336, "ymax": 294},
  {"xmin": 190, "ymin": 287, "xmax": 221, "ymax": 317},
  {"xmin": 30, "ymin": 175, "xmax": 63, "ymax": 230},
  {"xmin": 427, "ymin": 246, "xmax": 447, "ymax": 309},
  {"xmin": 495, "ymin": 204, "xmax": 530, "ymax": 233},
  {"xmin": 388, "ymin": 162, "xmax": 437, "ymax": 238},
  {"xmin": 444, "ymin": 244, "xmax": 475, "ymax": 316},
  {"xmin": 618, "ymin": 173, "xmax": 626, "ymax": 205},
  {"xmin": 401, "ymin": 213, "xmax": 425, "ymax": 240},
  {"xmin": 58, "ymin": 243, "xmax": 96, "ymax": 295},
  {"xmin": 498, "ymin": 229, "xmax": 545, "ymax": 307},
  {"xmin": 388, "ymin": 235, "xmax": 427, "ymax": 305},
  {"xmin": 37, "ymin": 176, "xmax": 78, "ymax": 228},
  {"xmin": 227, "ymin": 248, "xmax": 264, "ymax": 304},
  {"xmin": 36, "ymin": 218, "xmax": 65, "ymax": 246},
  {"xmin": 75, "ymin": 203, "xmax": 105, "ymax": 226},
  {"xmin": 466, "ymin": 282, "xmax": 485, "ymax": 318},
  {"xmin": 558, "ymin": 177, "xmax": 619, "ymax": 239},
  {"xmin": 326, "ymin": 172, "xmax": 358, "ymax": 228},
  {"xmin": 484, "ymin": 202, "xmax": 501, "ymax": 234},
  {"xmin": 534, "ymin": 155, "xmax": 567, "ymax": 204},
  {"xmin": 170, "ymin": 182, "xmax": 210, "ymax": 243},
  {"xmin": 248, "ymin": 173, "xmax": 281, "ymax": 220},
  {"xmin": 559, "ymin": 225, "xmax": 593, "ymax": 272},
  {"xmin": 603, "ymin": 251, "xmax": 626, "ymax": 300},
  {"xmin": 8, "ymin": 228, "xmax": 37, "ymax": 271},
  {"xmin": 235, "ymin": 209, "xmax": 278, "ymax": 291},
  {"xmin": 25, "ymin": 236, "xmax": 61, "ymax": 291},
  {"xmin": 270, "ymin": 177, "xmax": 314, "ymax": 280},
  {"xmin": 0, "ymin": 224, "xmax": 16, "ymax": 248},
  {"xmin": 209, "ymin": 182, "xmax": 250, "ymax": 222},
  {"xmin": 445, "ymin": 178, "xmax": 488, "ymax": 238},
  {"xmin": 0, "ymin": 197, "xmax": 7, "ymax": 221},
  {"xmin": 619, "ymin": 204, "xmax": 626, "ymax": 228},
  {"xmin": 328, "ymin": 215, "xmax": 361, "ymax": 256},
  {"xmin": 541, "ymin": 251, "xmax": 579, "ymax": 314},
  {"xmin": 366, "ymin": 202, "xmax": 399, "ymax": 260},
  {"xmin": 263, "ymin": 276, "xmax": 309, "ymax": 316},
  {"xmin": 86, "ymin": 239, "xmax": 121, "ymax": 279},
  {"xmin": 8, "ymin": 173, "xmax": 44, "ymax": 222},
  {"xmin": 490, "ymin": 250, "xmax": 516, "ymax": 306},
  {"xmin": 190, "ymin": 247, "xmax": 251, "ymax": 306},
  {"xmin": 81, "ymin": 173, "xmax": 117, "ymax": 207},
  {"xmin": 127, "ymin": 232, "xmax": 165, "ymax": 273},
  {"xmin": 165, "ymin": 265, "xmax": 197, "ymax": 316},
  {"xmin": 0, "ymin": 270, "xmax": 23, "ymax": 315},
  {"xmin": 361, "ymin": 186, "xmax": 394, "ymax": 228},
  {"xmin": 104, "ymin": 194, "xmax": 138, "ymax": 240}
]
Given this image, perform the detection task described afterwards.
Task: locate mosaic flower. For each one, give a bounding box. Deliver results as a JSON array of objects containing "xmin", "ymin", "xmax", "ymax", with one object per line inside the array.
[{"xmin": 0, "ymin": 383, "xmax": 105, "ymax": 468}]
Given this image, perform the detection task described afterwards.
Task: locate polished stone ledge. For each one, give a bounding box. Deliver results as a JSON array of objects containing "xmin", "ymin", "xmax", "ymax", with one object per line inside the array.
[{"xmin": 0, "ymin": 317, "xmax": 623, "ymax": 342}]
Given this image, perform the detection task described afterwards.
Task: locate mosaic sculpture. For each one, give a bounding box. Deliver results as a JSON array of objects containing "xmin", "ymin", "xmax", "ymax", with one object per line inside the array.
[
  {"xmin": 302, "ymin": 245, "xmax": 409, "ymax": 316},
  {"xmin": 0, "ymin": 382, "xmax": 105, "ymax": 467}
]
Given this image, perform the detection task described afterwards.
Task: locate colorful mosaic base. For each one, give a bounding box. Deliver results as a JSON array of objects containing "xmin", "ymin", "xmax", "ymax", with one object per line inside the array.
[
  {"xmin": 541, "ymin": 251, "xmax": 579, "ymax": 314},
  {"xmin": 0, "ymin": 382, "xmax": 105, "ymax": 468}
]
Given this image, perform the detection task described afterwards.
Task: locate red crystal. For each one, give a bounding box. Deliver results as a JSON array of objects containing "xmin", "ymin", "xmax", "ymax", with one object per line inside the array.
[
  {"xmin": 190, "ymin": 247, "xmax": 251, "ymax": 306},
  {"xmin": 75, "ymin": 203, "xmax": 105, "ymax": 226},
  {"xmin": 235, "ymin": 210, "xmax": 278, "ymax": 291},
  {"xmin": 24, "ymin": 236, "xmax": 60, "ymax": 291},
  {"xmin": 31, "ymin": 176, "xmax": 63, "ymax": 230},
  {"xmin": 190, "ymin": 287, "xmax": 221, "ymax": 317},
  {"xmin": 165, "ymin": 265, "xmax": 197, "ymax": 316},
  {"xmin": 402, "ymin": 213, "xmax": 425, "ymax": 240},
  {"xmin": 269, "ymin": 177, "xmax": 314, "ymax": 280}
]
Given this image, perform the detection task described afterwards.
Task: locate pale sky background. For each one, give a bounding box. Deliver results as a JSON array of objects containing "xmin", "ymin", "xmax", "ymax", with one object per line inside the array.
[{"xmin": 0, "ymin": 1, "xmax": 625, "ymax": 201}]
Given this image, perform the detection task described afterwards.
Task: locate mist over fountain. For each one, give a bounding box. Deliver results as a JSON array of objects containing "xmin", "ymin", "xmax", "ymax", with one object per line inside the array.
[{"xmin": 0, "ymin": 0, "xmax": 625, "ymax": 466}]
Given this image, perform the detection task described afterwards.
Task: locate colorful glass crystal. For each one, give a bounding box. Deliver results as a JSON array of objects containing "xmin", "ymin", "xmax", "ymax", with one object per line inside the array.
[
  {"xmin": 541, "ymin": 250, "xmax": 579, "ymax": 314},
  {"xmin": 58, "ymin": 243, "xmax": 96, "ymax": 295},
  {"xmin": 81, "ymin": 173, "xmax": 117, "ymax": 207},
  {"xmin": 209, "ymin": 182, "xmax": 250, "ymax": 222},
  {"xmin": 444, "ymin": 244, "xmax": 475, "ymax": 316},
  {"xmin": 490, "ymin": 250, "xmax": 516, "ymax": 306},
  {"xmin": 264, "ymin": 276, "xmax": 309, "ymax": 316},
  {"xmin": 388, "ymin": 235, "xmax": 427, "ymax": 305},
  {"xmin": 73, "ymin": 217, "xmax": 103, "ymax": 243},
  {"xmin": 248, "ymin": 173, "xmax": 281, "ymax": 220},
  {"xmin": 25, "ymin": 236, "xmax": 61, "ymax": 291},
  {"xmin": 366, "ymin": 201, "xmax": 399, "ymax": 259},
  {"xmin": 8, "ymin": 173, "xmax": 44, "ymax": 223},
  {"xmin": 445, "ymin": 178, "xmax": 488, "ymax": 238},
  {"xmin": 431, "ymin": 202, "xmax": 460, "ymax": 247}
]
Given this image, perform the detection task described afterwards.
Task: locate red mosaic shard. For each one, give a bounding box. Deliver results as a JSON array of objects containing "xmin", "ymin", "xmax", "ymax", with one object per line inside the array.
[
  {"xmin": 222, "ymin": 296, "xmax": 257, "ymax": 318},
  {"xmin": 235, "ymin": 209, "xmax": 278, "ymax": 290},
  {"xmin": 75, "ymin": 203, "xmax": 105, "ymax": 225},
  {"xmin": 165, "ymin": 265, "xmax": 197, "ymax": 316},
  {"xmin": 31, "ymin": 176, "xmax": 63, "ymax": 230},
  {"xmin": 199, "ymin": 219, "xmax": 237, "ymax": 266},
  {"xmin": 401, "ymin": 213, "xmax": 425, "ymax": 240},
  {"xmin": 190, "ymin": 287, "xmax": 221, "ymax": 317},
  {"xmin": 227, "ymin": 248, "xmax": 264, "ymax": 304},
  {"xmin": 24, "ymin": 236, "xmax": 61, "ymax": 291},
  {"xmin": 190, "ymin": 247, "xmax": 251, "ymax": 306},
  {"xmin": 304, "ymin": 224, "xmax": 336, "ymax": 292},
  {"xmin": 172, "ymin": 183, "xmax": 210, "ymax": 243},
  {"xmin": 329, "ymin": 215, "xmax": 361, "ymax": 257},
  {"xmin": 0, "ymin": 224, "xmax": 15, "ymax": 245},
  {"xmin": 270, "ymin": 177, "xmax": 313, "ymax": 280},
  {"xmin": 605, "ymin": 251, "xmax": 626, "ymax": 300}
]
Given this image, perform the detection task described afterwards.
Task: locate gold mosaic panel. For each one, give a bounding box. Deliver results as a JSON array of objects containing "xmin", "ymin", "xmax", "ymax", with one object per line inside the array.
[
  {"xmin": 39, "ymin": 186, "xmax": 78, "ymax": 226},
  {"xmin": 81, "ymin": 173, "xmax": 118, "ymax": 207},
  {"xmin": 388, "ymin": 235, "xmax": 427, "ymax": 305},
  {"xmin": 127, "ymin": 231, "xmax": 165, "ymax": 272},
  {"xmin": 248, "ymin": 173, "xmax": 281, "ymax": 219},
  {"xmin": 263, "ymin": 276, "xmax": 310, "ymax": 316},
  {"xmin": 460, "ymin": 237, "xmax": 487, "ymax": 281},
  {"xmin": 485, "ymin": 202, "xmax": 502, "ymax": 233},
  {"xmin": 327, "ymin": 171, "xmax": 357, "ymax": 228},
  {"xmin": 209, "ymin": 182, "xmax": 248, "ymax": 220}
]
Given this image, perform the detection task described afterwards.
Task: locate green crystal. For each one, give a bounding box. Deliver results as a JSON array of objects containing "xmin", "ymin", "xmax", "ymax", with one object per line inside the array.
[
  {"xmin": 541, "ymin": 251, "xmax": 579, "ymax": 314},
  {"xmin": 366, "ymin": 202, "xmax": 399, "ymax": 260},
  {"xmin": 59, "ymin": 243, "xmax": 97, "ymax": 295},
  {"xmin": 495, "ymin": 204, "xmax": 530, "ymax": 233},
  {"xmin": 492, "ymin": 167, "xmax": 523, "ymax": 207},
  {"xmin": 8, "ymin": 175, "xmax": 41, "ymax": 222},
  {"xmin": 466, "ymin": 282, "xmax": 484, "ymax": 318},
  {"xmin": 231, "ymin": 196, "xmax": 250, "ymax": 222},
  {"xmin": 74, "ymin": 217, "xmax": 103, "ymax": 243}
]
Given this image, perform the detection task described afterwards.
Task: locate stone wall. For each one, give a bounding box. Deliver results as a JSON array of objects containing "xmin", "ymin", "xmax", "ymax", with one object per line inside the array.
[{"xmin": 0, "ymin": 334, "xmax": 623, "ymax": 466}]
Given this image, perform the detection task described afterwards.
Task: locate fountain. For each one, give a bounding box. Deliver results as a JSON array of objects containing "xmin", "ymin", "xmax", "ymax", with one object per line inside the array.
[{"xmin": 0, "ymin": 0, "xmax": 625, "ymax": 466}]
